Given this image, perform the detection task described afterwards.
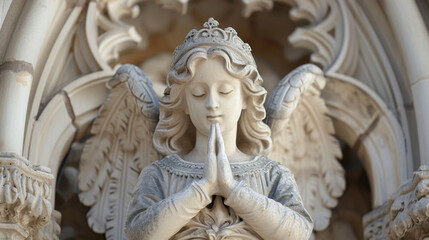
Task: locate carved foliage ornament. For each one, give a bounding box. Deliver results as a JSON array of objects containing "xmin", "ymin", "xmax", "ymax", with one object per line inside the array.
[
  {"xmin": 78, "ymin": 18, "xmax": 344, "ymax": 239},
  {"xmin": 0, "ymin": 153, "xmax": 54, "ymax": 238},
  {"xmin": 364, "ymin": 166, "xmax": 429, "ymax": 240},
  {"xmin": 96, "ymin": 0, "xmax": 276, "ymax": 17}
]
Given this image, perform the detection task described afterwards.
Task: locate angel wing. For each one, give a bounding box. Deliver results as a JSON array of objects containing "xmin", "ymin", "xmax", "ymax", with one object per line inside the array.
[
  {"xmin": 265, "ymin": 64, "xmax": 345, "ymax": 231},
  {"xmin": 78, "ymin": 64, "xmax": 159, "ymax": 240}
]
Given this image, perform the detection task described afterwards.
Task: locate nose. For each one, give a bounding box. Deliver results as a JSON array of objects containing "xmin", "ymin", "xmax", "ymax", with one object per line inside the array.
[{"xmin": 205, "ymin": 92, "xmax": 219, "ymax": 110}]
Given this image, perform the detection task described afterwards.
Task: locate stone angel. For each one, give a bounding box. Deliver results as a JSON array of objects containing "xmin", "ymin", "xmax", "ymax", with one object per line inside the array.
[{"xmin": 78, "ymin": 18, "xmax": 345, "ymax": 239}]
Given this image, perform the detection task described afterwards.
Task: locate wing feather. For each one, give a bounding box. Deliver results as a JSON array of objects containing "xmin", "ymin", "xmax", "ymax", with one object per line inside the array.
[
  {"xmin": 78, "ymin": 65, "xmax": 159, "ymax": 239},
  {"xmin": 266, "ymin": 64, "xmax": 345, "ymax": 231},
  {"xmin": 78, "ymin": 86, "xmax": 129, "ymax": 206}
]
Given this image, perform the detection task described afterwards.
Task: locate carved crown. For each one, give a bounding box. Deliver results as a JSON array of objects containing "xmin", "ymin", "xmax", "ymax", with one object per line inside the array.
[{"xmin": 172, "ymin": 18, "xmax": 256, "ymax": 67}]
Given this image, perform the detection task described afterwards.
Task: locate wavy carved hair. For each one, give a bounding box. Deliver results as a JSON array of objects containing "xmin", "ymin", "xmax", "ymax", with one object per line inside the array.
[{"xmin": 153, "ymin": 46, "xmax": 272, "ymax": 156}]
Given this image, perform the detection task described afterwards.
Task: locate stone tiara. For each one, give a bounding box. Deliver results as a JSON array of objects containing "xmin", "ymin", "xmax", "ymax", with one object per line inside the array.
[{"xmin": 171, "ymin": 18, "xmax": 256, "ymax": 67}]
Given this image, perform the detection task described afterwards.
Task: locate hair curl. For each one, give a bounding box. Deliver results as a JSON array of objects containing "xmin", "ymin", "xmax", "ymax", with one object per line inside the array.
[{"xmin": 153, "ymin": 46, "xmax": 272, "ymax": 156}]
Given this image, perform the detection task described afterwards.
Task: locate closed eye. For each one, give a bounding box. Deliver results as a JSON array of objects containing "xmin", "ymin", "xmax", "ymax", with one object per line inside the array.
[
  {"xmin": 192, "ymin": 93, "xmax": 205, "ymax": 97},
  {"xmin": 191, "ymin": 87, "xmax": 206, "ymax": 97},
  {"xmin": 218, "ymin": 84, "xmax": 234, "ymax": 95},
  {"xmin": 219, "ymin": 89, "xmax": 233, "ymax": 95}
]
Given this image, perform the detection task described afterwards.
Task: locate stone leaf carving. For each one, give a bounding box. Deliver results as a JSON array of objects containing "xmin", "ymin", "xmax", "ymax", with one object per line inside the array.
[
  {"xmin": 78, "ymin": 65, "xmax": 159, "ymax": 239},
  {"xmin": 287, "ymin": 0, "xmax": 336, "ymax": 70},
  {"xmin": 97, "ymin": 0, "xmax": 277, "ymax": 17},
  {"xmin": 73, "ymin": 1, "xmax": 145, "ymax": 75},
  {"xmin": 363, "ymin": 166, "xmax": 429, "ymax": 240},
  {"xmin": 266, "ymin": 64, "xmax": 345, "ymax": 231},
  {"xmin": 241, "ymin": 0, "xmax": 274, "ymax": 17},
  {"xmin": 0, "ymin": 153, "xmax": 54, "ymax": 238}
]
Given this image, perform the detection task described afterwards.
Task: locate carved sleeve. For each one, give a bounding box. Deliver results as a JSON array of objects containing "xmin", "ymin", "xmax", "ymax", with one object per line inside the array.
[
  {"xmin": 224, "ymin": 165, "xmax": 313, "ymax": 240},
  {"xmin": 124, "ymin": 165, "xmax": 212, "ymax": 240}
]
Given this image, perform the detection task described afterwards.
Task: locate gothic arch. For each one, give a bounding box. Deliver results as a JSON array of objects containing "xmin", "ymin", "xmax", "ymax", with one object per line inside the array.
[
  {"xmin": 286, "ymin": 0, "xmax": 413, "ymax": 206},
  {"xmin": 24, "ymin": 72, "xmax": 110, "ymax": 202},
  {"xmin": 323, "ymin": 76, "xmax": 407, "ymax": 207}
]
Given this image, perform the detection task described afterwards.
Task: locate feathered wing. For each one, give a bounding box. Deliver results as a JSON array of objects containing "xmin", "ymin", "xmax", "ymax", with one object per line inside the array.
[
  {"xmin": 78, "ymin": 64, "xmax": 159, "ymax": 240},
  {"xmin": 265, "ymin": 64, "xmax": 345, "ymax": 231}
]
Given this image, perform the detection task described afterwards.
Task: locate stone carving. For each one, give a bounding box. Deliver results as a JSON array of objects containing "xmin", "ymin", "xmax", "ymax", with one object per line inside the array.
[
  {"xmin": 33, "ymin": 210, "xmax": 62, "ymax": 240},
  {"xmin": 287, "ymin": 0, "xmax": 413, "ymax": 189},
  {"xmin": 78, "ymin": 18, "xmax": 344, "ymax": 239},
  {"xmin": 77, "ymin": 65, "xmax": 159, "ymax": 238},
  {"xmin": 0, "ymin": 153, "xmax": 54, "ymax": 239},
  {"xmin": 363, "ymin": 165, "xmax": 429, "ymax": 240},
  {"xmin": 266, "ymin": 64, "xmax": 345, "ymax": 231},
  {"xmin": 139, "ymin": 54, "xmax": 345, "ymax": 233},
  {"xmin": 96, "ymin": 0, "xmax": 275, "ymax": 17}
]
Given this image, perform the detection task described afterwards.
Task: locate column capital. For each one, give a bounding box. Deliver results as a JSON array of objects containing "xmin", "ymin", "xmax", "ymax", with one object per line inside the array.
[
  {"xmin": 363, "ymin": 165, "xmax": 429, "ymax": 239},
  {"xmin": 0, "ymin": 152, "xmax": 54, "ymax": 239}
]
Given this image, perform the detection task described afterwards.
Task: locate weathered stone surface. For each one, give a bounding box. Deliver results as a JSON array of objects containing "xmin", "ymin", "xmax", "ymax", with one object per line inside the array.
[
  {"xmin": 364, "ymin": 166, "xmax": 429, "ymax": 239},
  {"xmin": 0, "ymin": 152, "xmax": 54, "ymax": 239}
]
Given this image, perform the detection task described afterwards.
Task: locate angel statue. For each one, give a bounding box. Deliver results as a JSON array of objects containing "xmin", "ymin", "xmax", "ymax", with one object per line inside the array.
[{"xmin": 78, "ymin": 18, "xmax": 345, "ymax": 240}]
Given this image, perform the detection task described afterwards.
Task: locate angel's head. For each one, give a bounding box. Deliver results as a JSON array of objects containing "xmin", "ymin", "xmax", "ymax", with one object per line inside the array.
[{"xmin": 153, "ymin": 18, "xmax": 271, "ymax": 156}]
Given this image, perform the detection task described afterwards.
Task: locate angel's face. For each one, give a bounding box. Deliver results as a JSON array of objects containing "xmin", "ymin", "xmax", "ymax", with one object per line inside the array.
[{"xmin": 184, "ymin": 58, "xmax": 245, "ymax": 136}]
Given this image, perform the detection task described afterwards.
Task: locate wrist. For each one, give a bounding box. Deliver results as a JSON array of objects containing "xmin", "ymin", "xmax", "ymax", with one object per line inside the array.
[
  {"xmin": 222, "ymin": 179, "xmax": 241, "ymax": 197},
  {"xmin": 195, "ymin": 179, "xmax": 213, "ymax": 195},
  {"xmin": 224, "ymin": 181, "xmax": 246, "ymax": 206},
  {"xmin": 191, "ymin": 180, "xmax": 213, "ymax": 205}
]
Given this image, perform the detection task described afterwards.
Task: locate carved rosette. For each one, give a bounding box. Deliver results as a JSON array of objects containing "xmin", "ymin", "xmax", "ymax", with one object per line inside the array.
[
  {"xmin": 0, "ymin": 153, "xmax": 54, "ymax": 239},
  {"xmin": 363, "ymin": 166, "xmax": 429, "ymax": 240}
]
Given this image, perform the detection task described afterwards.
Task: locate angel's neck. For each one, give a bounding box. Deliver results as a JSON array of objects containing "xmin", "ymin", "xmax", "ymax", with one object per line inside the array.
[{"xmin": 183, "ymin": 126, "xmax": 246, "ymax": 163}]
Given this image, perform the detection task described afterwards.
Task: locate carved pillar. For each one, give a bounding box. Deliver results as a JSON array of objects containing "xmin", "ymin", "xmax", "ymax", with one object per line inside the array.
[
  {"xmin": 0, "ymin": 2, "xmax": 58, "ymax": 237},
  {"xmin": 381, "ymin": 0, "xmax": 429, "ymax": 165},
  {"xmin": 0, "ymin": 62, "xmax": 33, "ymax": 154},
  {"xmin": 0, "ymin": 153, "xmax": 54, "ymax": 239},
  {"xmin": 0, "ymin": 0, "xmax": 55, "ymax": 154}
]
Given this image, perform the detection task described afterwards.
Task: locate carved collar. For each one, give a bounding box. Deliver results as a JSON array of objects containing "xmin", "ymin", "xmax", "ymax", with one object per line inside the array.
[{"xmin": 154, "ymin": 154, "xmax": 279, "ymax": 179}]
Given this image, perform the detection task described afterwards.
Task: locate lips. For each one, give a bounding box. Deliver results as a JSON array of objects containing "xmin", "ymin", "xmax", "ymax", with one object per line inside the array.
[{"xmin": 207, "ymin": 115, "xmax": 222, "ymax": 120}]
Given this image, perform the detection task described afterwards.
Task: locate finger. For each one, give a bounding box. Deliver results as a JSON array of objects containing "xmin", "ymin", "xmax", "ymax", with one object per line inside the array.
[
  {"xmin": 204, "ymin": 124, "xmax": 217, "ymax": 185},
  {"xmin": 218, "ymin": 156, "xmax": 231, "ymax": 173},
  {"xmin": 217, "ymin": 149, "xmax": 234, "ymax": 194},
  {"xmin": 215, "ymin": 123, "xmax": 226, "ymax": 156},
  {"xmin": 208, "ymin": 124, "xmax": 216, "ymax": 156}
]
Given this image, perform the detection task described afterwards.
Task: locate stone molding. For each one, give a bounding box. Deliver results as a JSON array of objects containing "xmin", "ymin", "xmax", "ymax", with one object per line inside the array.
[
  {"xmin": 363, "ymin": 165, "xmax": 429, "ymax": 239},
  {"xmin": 0, "ymin": 152, "xmax": 54, "ymax": 239}
]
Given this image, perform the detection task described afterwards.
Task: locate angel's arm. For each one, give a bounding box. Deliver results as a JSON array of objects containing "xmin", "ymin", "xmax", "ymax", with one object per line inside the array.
[
  {"xmin": 224, "ymin": 164, "xmax": 313, "ymax": 240},
  {"xmin": 124, "ymin": 165, "xmax": 212, "ymax": 240}
]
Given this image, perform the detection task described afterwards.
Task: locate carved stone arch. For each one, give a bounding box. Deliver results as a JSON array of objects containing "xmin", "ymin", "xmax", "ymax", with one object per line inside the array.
[
  {"xmin": 23, "ymin": 0, "xmax": 141, "ymax": 194},
  {"xmin": 322, "ymin": 75, "xmax": 407, "ymax": 207},
  {"xmin": 23, "ymin": 0, "xmax": 140, "ymax": 164},
  {"xmin": 286, "ymin": 0, "xmax": 413, "ymax": 206},
  {"xmin": 25, "ymin": 72, "xmax": 110, "ymax": 203}
]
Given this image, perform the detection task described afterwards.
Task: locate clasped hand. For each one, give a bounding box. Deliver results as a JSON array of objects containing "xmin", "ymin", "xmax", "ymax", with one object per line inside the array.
[{"xmin": 198, "ymin": 123, "xmax": 239, "ymax": 197}]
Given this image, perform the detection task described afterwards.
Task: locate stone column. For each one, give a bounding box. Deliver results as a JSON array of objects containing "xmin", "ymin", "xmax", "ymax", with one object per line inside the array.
[
  {"xmin": 381, "ymin": 0, "xmax": 429, "ymax": 165},
  {"xmin": 0, "ymin": 62, "xmax": 33, "ymax": 154},
  {"xmin": 0, "ymin": 0, "xmax": 55, "ymax": 154},
  {"xmin": 0, "ymin": 1, "xmax": 57, "ymax": 238}
]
